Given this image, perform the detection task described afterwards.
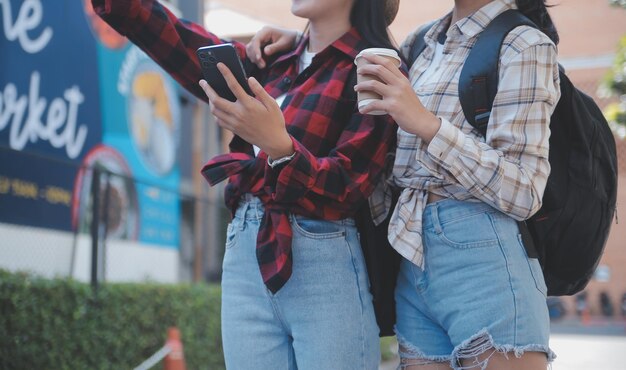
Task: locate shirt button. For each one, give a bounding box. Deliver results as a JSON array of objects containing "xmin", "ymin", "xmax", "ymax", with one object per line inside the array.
[{"xmin": 283, "ymin": 77, "xmax": 292, "ymax": 85}]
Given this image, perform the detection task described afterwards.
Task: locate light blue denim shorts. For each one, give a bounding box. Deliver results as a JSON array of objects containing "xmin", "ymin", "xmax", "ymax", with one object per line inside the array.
[{"xmin": 394, "ymin": 199, "xmax": 555, "ymax": 368}]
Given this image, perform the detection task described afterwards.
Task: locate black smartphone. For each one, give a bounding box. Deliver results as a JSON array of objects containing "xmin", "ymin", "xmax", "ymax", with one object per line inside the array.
[{"xmin": 197, "ymin": 44, "xmax": 253, "ymax": 102}]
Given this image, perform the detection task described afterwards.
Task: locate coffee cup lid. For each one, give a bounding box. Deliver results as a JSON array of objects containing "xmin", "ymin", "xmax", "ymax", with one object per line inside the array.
[{"xmin": 355, "ymin": 48, "xmax": 401, "ymax": 67}]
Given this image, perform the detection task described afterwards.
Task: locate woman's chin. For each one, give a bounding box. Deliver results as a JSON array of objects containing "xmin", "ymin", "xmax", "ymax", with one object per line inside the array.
[
  {"xmin": 290, "ymin": 0, "xmax": 317, "ymax": 19},
  {"xmin": 290, "ymin": 6, "xmax": 307, "ymax": 19}
]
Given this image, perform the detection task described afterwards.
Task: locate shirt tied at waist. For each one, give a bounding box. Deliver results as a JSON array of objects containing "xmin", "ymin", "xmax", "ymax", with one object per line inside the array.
[{"xmin": 202, "ymin": 152, "xmax": 295, "ymax": 293}]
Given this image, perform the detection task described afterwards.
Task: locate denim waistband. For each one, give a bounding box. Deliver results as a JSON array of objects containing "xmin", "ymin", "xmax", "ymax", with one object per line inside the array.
[
  {"xmin": 234, "ymin": 194, "xmax": 265, "ymax": 221},
  {"xmin": 423, "ymin": 198, "xmax": 497, "ymax": 230},
  {"xmin": 234, "ymin": 194, "xmax": 356, "ymax": 226}
]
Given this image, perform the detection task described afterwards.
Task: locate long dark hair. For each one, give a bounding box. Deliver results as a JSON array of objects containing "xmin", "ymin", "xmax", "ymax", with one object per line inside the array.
[
  {"xmin": 516, "ymin": 0, "xmax": 559, "ymax": 44},
  {"xmin": 350, "ymin": 0, "xmax": 398, "ymax": 51}
]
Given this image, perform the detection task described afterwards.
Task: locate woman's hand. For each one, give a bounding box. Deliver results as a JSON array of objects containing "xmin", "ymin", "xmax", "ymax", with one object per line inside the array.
[
  {"xmin": 246, "ymin": 26, "xmax": 299, "ymax": 69},
  {"xmin": 199, "ymin": 63, "xmax": 294, "ymax": 159},
  {"xmin": 354, "ymin": 54, "xmax": 441, "ymax": 143}
]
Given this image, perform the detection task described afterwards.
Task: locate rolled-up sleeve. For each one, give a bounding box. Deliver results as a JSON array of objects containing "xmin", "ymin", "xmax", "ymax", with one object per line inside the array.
[
  {"xmin": 263, "ymin": 112, "xmax": 397, "ymax": 211},
  {"xmin": 425, "ymin": 35, "xmax": 560, "ymax": 220}
]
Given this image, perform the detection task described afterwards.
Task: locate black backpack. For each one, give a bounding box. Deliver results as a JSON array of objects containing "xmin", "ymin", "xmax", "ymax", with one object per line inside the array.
[
  {"xmin": 342, "ymin": 68, "xmax": 401, "ymax": 337},
  {"xmin": 409, "ymin": 9, "xmax": 618, "ymax": 296}
]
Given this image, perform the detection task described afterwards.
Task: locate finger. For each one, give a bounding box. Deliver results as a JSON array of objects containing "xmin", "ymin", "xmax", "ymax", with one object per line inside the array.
[
  {"xmin": 357, "ymin": 64, "xmax": 402, "ymax": 86},
  {"xmin": 359, "ymin": 54, "xmax": 404, "ymax": 81},
  {"xmin": 264, "ymin": 29, "xmax": 298, "ymax": 56},
  {"xmin": 215, "ymin": 118, "xmax": 235, "ymax": 135},
  {"xmin": 200, "ymin": 80, "xmax": 234, "ymax": 111},
  {"xmin": 210, "ymin": 103, "xmax": 236, "ymax": 130},
  {"xmin": 263, "ymin": 44, "xmax": 275, "ymax": 57},
  {"xmin": 358, "ymin": 99, "xmax": 387, "ymax": 116},
  {"xmin": 246, "ymin": 36, "xmax": 266, "ymax": 68},
  {"xmin": 248, "ymin": 77, "xmax": 277, "ymax": 109},
  {"xmin": 361, "ymin": 53, "xmax": 401, "ymax": 72},
  {"xmin": 199, "ymin": 79, "xmax": 225, "ymax": 104},
  {"xmin": 246, "ymin": 37, "xmax": 262, "ymax": 62},
  {"xmin": 264, "ymin": 37, "xmax": 290, "ymax": 57},
  {"xmin": 354, "ymin": 79, "xmax": 391, "ymax": 97},
  {"xmin": 213, "ymin": 110, "xmax": 235, "ymax": 129},
  {"xmin": 216, "ymin": 63, "xmax": 250, "ymax": 101}
]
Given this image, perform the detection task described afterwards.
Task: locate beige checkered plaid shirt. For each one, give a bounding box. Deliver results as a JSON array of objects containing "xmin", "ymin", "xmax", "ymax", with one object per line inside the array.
[{"xmin": 370, "ymin": 0, "xmax": 561, "ymax": 267}]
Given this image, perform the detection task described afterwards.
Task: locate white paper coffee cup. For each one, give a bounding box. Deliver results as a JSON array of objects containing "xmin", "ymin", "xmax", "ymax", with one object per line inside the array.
[{"xmin": 354, "ymin": 48, "xmax": 401, "ymax": 115}]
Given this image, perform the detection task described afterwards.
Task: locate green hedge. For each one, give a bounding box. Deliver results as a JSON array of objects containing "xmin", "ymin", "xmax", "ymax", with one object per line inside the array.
[{"xmin": 0, "ymin": 270, "xmax": 224, "ymax": 370}]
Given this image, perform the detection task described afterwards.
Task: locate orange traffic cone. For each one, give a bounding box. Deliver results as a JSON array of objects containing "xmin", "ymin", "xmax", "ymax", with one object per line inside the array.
[
  {"xmin": 164, "ymin": 327, "xmax": 186, "ymax": 370},
  {"xmin": 581, "ymin": 307, "xmax": 591, "ymax": 326}
]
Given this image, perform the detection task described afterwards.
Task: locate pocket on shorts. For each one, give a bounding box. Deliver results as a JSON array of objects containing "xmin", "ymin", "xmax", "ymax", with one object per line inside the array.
[
  {"xmin": 291, "ymin": 215, "xmax": 346, "ymax": 240},
  {"xmin": 518, "ymin": 235, "xmax": 548, "ymax": 296},
  {"xmin": 436, "ymin": 211, "xmax": 499, "ymax": 249}
]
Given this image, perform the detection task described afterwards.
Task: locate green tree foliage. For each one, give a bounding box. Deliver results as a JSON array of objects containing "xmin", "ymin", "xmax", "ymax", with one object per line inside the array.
[
  {"xmin": 604, "ymin": 0, "xmax": 626, "ymax": 137},
  {"xmin": 603, "ymin": 36, "xmax": 626, "ymax": 138},
  {"xmin": 609, "ymin": 0, "xmax": 626, "ymax": 8}
]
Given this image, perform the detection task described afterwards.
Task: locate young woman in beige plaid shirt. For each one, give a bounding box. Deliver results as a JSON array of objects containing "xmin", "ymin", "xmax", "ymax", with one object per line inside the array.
[{"xmin": 249, "ymin": 1, "xmax": 561, "ymax": 369}]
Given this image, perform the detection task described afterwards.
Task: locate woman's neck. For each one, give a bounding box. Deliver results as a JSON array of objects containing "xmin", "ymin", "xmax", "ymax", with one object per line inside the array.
[
  {"xmin": 307, "ymin": 18, "xmax": 351, "ymax": 53},
  {"xmin": 451, "ymin": 0, "xmax": 494, "ymax": 25}
]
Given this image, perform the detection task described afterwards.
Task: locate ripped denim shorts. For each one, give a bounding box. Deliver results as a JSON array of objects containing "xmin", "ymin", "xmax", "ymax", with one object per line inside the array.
[{"xmin": 394, "ymin": 199, "xmax": 556, "ymax": 369}]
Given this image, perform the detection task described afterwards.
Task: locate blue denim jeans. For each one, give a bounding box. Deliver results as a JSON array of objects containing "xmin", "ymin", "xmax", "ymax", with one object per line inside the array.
[
  {"xmin": 394, "ymin": 199, "xmax": 555, "ymax": 369},
  {"xmin": 221, "ymin": 195, "xmax": 380, "ymax": 369}
]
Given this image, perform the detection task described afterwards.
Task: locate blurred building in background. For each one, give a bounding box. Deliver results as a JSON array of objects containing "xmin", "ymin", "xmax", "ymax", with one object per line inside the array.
[{"xmin": 0, "ymin": 0, "xmax": 224, "ymax": 285}]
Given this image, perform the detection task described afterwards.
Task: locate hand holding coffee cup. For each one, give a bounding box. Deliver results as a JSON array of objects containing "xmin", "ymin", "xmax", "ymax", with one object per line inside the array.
[{"xmin": 354, "ymin": 48, "xmax": 402, "ymax": 115}]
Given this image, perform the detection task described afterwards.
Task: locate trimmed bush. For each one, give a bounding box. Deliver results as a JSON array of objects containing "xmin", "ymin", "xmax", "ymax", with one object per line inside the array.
[{"xmin": 0, "ymin": 270, "xmax": 224, "ymax": 370}]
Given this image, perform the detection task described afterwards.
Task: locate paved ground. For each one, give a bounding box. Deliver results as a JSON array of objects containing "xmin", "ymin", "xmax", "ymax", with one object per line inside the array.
[
  {"xmin": 550, "ymin": 333, "xmax": 626, "ymax": 370},
  {"xmin": 379, "ymin": 320, "xmax": 626, "ymax": 369}
]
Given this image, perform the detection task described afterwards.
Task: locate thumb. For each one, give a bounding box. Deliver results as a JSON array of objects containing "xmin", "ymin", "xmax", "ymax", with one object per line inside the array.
[
  {"xmin": 264, "ymin": 44, "xmax": 275, "ymax": 56},
  {"xmin": 264, "ymin": 36, "xmax": 292, "ymax": 57}
]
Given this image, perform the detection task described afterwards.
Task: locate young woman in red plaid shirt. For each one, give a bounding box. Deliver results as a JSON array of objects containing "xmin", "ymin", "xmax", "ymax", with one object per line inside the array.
[{"xmin": 92, "ymin": 0, "xmax": 400, "ymax": 368}]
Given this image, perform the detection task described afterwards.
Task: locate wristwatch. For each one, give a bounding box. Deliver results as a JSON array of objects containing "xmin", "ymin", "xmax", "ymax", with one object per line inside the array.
[{"xmin": 267, "ymin": 152, "xmax": 296, "ymax": 168}]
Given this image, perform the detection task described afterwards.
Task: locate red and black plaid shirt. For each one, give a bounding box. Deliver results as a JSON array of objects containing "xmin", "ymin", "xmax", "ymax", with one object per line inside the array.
[{"xmin": 93, "ymin": 0, "xmax": 398, "ymax": 293}]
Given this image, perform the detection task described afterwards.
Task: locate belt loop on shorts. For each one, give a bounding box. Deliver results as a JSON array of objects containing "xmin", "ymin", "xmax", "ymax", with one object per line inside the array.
[
  {"xmin": 251, "ymin": 199, "xmax": 263, "ymax": 221},
  {"xmin": 431, "ymin": 201, "xmax": 443, "ymax": 234},
  {"xmin": 237, "ymin": 200, "xmax": 250, "ymax": 230}
]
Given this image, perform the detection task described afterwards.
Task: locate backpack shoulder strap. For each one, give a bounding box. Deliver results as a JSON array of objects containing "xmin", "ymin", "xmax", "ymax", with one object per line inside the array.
[
  {"xmin": 408, "ymin": 21, "xmax": 437, "ymax": 67},
  {"xmin": 459, "ymin": 9, "xmax": 535, "ymax": 136},
  {"xmin": 459, "ymin": 10, "xmax": 540, "ymax": 259}
]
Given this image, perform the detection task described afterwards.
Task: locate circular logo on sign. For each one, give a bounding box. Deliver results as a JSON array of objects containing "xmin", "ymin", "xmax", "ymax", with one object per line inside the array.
[
  {"xmin": 127, "ymin": 62, "xmax": 180, "ymax": 176},
  {"xmin": 72, "ymin": 145, "xmax": 139, "ymax": 240}
]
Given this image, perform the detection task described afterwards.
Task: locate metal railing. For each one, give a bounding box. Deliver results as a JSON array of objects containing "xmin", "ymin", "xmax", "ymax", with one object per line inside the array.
[{"xmin": 0, "ymin": 146, "xmax": 226, "ymax": 287}]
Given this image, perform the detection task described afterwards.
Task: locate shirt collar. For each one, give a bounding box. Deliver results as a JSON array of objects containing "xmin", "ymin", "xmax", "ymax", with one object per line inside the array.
[
  {"xmin": 426, "ymin": 0, "xmax": 517, "ymax": 43},
  {"xmin": 271, "ymin": 27, "xmax": 365, "ymax": 67}
]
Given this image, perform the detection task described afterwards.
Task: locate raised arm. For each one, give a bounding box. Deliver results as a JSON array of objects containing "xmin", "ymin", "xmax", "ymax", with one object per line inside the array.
[{"xmin": 91, "ymin": 0, "xmax": 248, "ymax": 102}]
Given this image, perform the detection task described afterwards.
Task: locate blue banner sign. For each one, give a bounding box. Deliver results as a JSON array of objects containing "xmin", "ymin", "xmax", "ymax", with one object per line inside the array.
[{"xmin": 1, "ymin": 0, "xmax": 180, "ymax": 247}]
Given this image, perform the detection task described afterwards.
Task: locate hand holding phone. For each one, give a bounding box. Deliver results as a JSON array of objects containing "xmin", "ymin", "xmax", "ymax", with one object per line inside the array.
[
  {"xmin": 197, "ymin": 47, "xmax": 295, "ymax": 160},
  {"xmin": 197, "ymin": 44, "xmax": 253, "ymax": 102}
]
